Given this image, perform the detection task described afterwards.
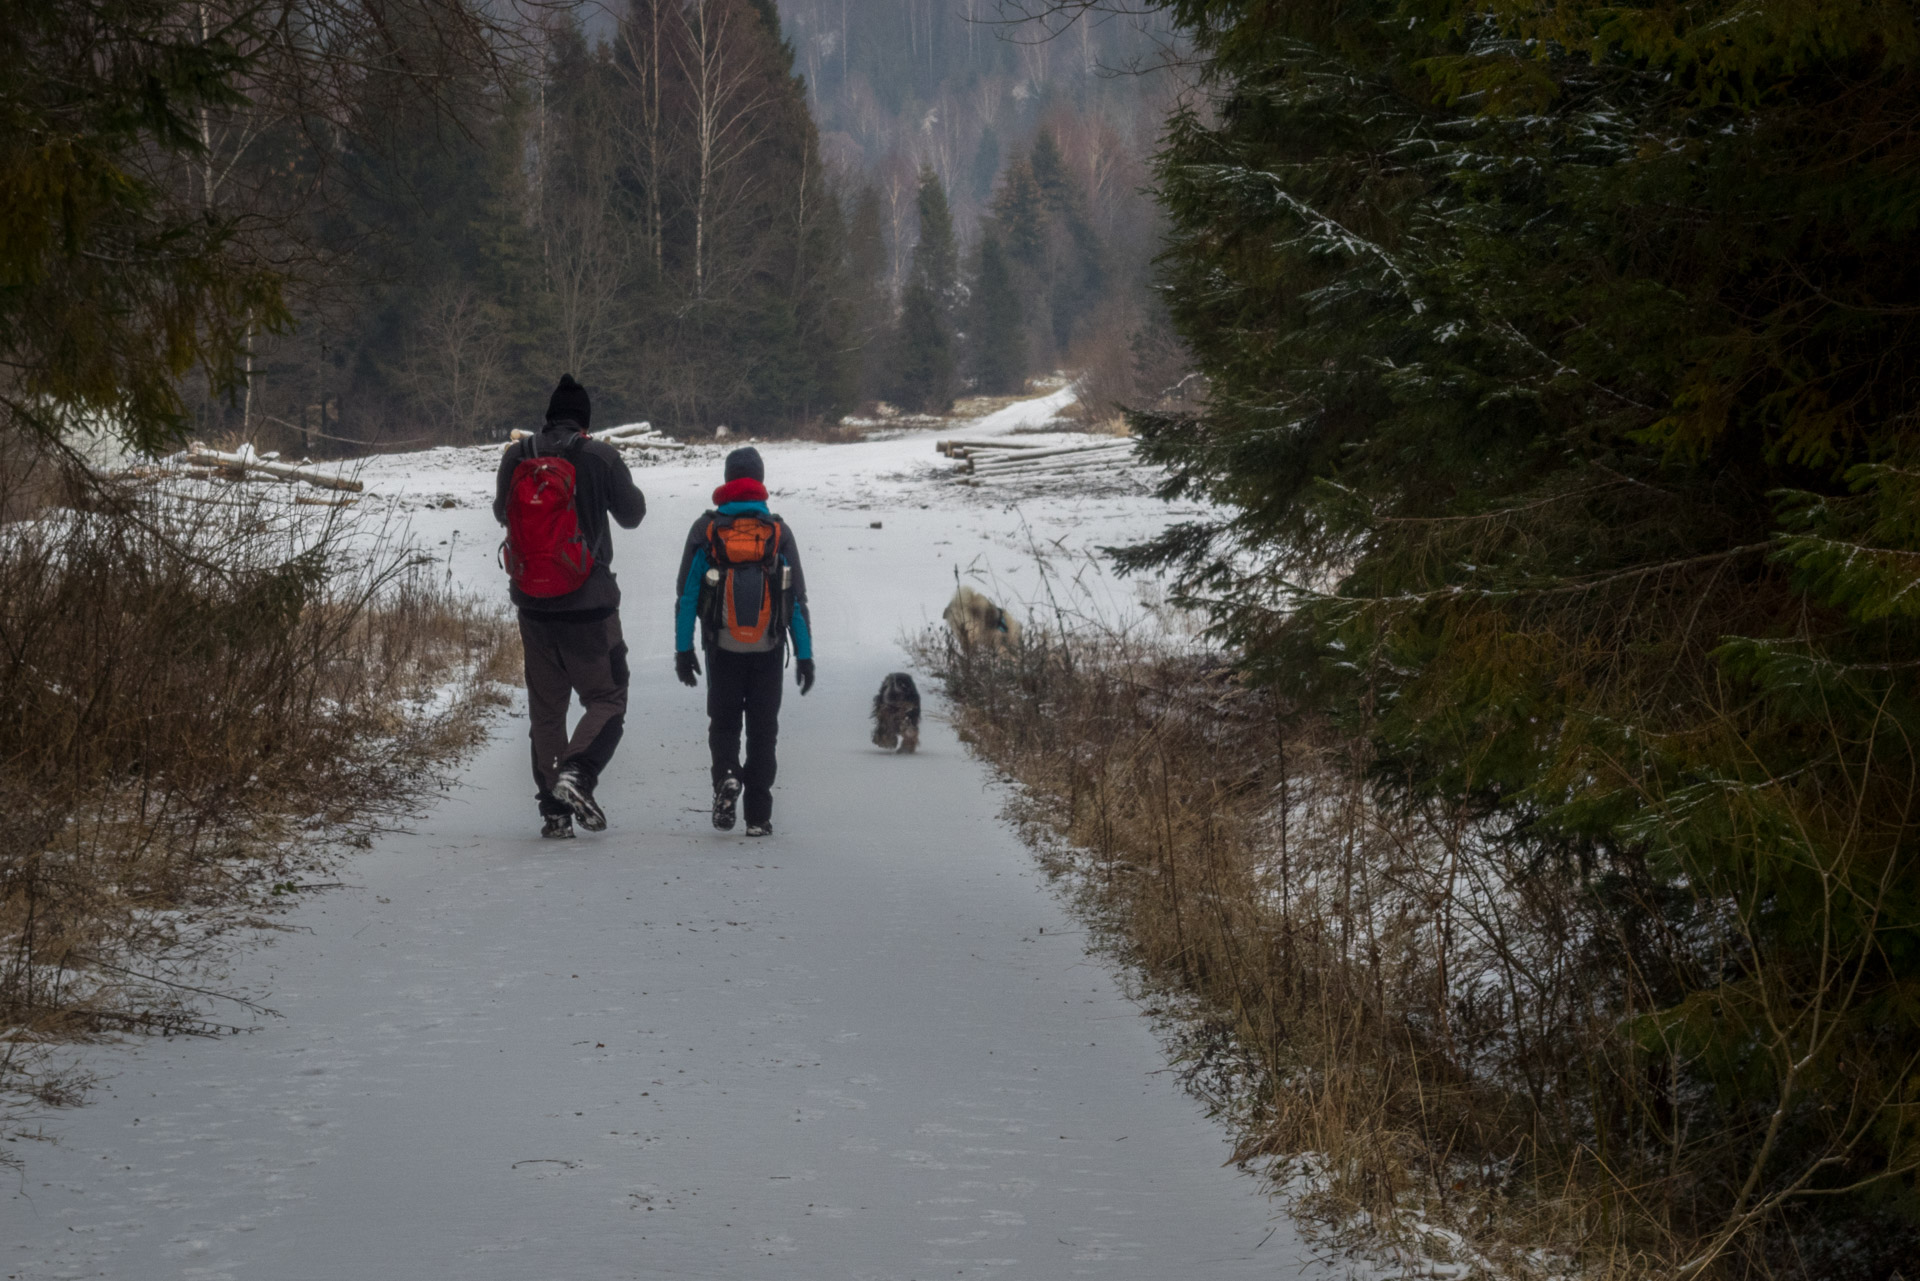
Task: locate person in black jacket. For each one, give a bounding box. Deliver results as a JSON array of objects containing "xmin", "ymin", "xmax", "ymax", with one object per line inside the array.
[
  {"xmin": 672, "ymin": 447, "xmax": 814, "ymax": 837},
  {"xmin": 494, "ymin": 375, "xmax": 646, "ymax": 838}
]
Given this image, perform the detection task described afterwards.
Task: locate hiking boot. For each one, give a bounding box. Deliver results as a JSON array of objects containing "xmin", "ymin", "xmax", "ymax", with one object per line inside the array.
[
  {"xmin": 745, "ymin": 821, "xmax": 772, "ymax": 838},
  {"xmin": 553, "ymin": 766, "xmax": 606, "ymax": 832},
  {"xmin": 711, "ymin": 776, "xmax": 742, "ymax": 831},
  {"xmin": 541, "ymin": 813, "xmax": 575, "ymax": 840}
]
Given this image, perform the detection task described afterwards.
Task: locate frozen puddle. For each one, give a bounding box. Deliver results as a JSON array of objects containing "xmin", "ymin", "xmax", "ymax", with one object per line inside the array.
[{"xmin": 4, "ymin": 395, "xmax": 1320, "ymax": 1279}]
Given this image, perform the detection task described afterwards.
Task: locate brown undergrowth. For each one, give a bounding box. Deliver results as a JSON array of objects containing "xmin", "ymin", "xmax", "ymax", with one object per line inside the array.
[
  {"xmin": 0, "ymin": 465, "xmax": 513, "ymax": 1148},
  {"xmin": 913, "ymin": 617, "xmax": 1916, "ymax": 1279}
]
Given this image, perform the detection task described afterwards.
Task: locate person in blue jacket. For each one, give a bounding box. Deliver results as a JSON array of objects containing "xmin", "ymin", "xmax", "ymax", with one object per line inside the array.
[{"xmin": 674, "ymin": 447, "xmax": 814, "ymax": 836}]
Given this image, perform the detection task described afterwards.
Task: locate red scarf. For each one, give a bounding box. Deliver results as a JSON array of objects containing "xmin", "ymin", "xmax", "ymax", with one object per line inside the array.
[{"xmin": 712, "ymin": 477, "xmax": 768, "ymax": 507}]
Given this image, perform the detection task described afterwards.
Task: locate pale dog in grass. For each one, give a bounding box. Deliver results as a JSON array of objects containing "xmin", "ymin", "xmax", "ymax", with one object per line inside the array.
[{"xmin": 942, "ymin": 585, "xmax": 1022, "ymax": 652}]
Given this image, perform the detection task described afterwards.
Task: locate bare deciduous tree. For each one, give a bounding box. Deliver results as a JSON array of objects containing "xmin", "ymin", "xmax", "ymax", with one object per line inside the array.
[
  {"xmin": 399, "ymin": 284, "xmax": 513, "ymax": 440},
  {"xmin": 672, "ymin": 0, "xmax": 775, "ymax": 301}
]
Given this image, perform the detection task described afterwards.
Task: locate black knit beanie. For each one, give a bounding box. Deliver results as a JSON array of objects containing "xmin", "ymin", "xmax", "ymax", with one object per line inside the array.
[
  {"xmin": 724, "ymin": 446, "xmax": 765, "ymax": 482},
  {"xmin": 546, "ymin": 374, "xmax": 591, "ymax": 429}
]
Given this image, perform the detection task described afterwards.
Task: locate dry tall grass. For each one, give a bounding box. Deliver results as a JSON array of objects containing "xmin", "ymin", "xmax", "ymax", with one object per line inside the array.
[
  {"xmin": 915, "ymin": 620, "xmax": 1919, "ymax": 1279},
  {"xmin": 0, "ymin": 465, "xmax": 512, "ymax": 1141}
]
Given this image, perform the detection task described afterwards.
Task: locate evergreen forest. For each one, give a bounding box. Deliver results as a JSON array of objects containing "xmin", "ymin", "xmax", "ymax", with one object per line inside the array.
[
  {"xmin": 1119, "ymin": 0, "xmax": 1920, "ymax": 1274},
  {"xmin": 12, "ymin": 0, "xmax": 1179, "ymax": 457}
]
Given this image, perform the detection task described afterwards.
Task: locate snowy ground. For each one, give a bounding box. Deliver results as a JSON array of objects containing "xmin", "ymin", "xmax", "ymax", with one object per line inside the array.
[{"xmin": 3, "ymin": 394, "xmax": 1338, "ymax": 1280}]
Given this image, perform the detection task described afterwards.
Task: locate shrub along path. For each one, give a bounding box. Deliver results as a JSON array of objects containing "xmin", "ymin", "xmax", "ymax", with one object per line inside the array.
[{"xmin": 3, "ymin": 395, "xmax": 1312, "ymax": 1279}]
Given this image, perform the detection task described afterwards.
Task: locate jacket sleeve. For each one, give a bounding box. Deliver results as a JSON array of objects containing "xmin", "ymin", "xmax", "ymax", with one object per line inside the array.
[
  {"xmin": 674, "ymin": 515, "xmax": 711, "ymax": 653},
  {"xmin": 595, "ymin": 443, "xmax": 646, "ymax": 529},
  {"xmin": 675, "ymin": 549, "xmax": 708, "ymax": 653},
  {"xmin": 781, "ymin": 524, "xmax": 813, "ymax": 661},
  {"xmin": 492, "ymin": 442, "xmax": 521, "ymax": 526}
]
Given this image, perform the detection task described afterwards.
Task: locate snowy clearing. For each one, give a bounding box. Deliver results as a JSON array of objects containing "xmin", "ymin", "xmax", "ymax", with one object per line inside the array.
[{"xmin": 3, "ymin": 394, "xmax": 1348, "ymax": 1279}]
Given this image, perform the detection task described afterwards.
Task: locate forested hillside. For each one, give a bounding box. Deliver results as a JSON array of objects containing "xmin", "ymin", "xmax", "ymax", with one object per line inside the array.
[
  {"xmin": 150, "ymin": 0, "xmax": 1184, "ymax": 452},
  {"xmin": 169, "ymin": 0, "xmax": 851, "ymax": 451},
  {"xmin": 775, "ymin": 0, "xmax": 1188, "ymax": 414}
]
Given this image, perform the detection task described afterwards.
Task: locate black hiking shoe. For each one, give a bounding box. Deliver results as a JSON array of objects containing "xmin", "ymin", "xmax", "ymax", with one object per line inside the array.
[
  {"xmin": 745, "ymin": 821, "xmax": 772, "ymax": 838},
  {"xmin": 553, "ymin": 766, "xmax": 606, "ymax": 832},
  {"xmin": 541, "ymin": 813, "xmax": 575, "ymax": 839},
  {"xmin": 712, "ymin": 776, "xmax": 742, "ymax": 831}
]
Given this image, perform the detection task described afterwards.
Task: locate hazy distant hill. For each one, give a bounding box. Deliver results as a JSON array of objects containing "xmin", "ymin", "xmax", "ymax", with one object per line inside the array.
[{"xmin": 773, "ymin": 0, "xmax": 1179, "ymax": 280}]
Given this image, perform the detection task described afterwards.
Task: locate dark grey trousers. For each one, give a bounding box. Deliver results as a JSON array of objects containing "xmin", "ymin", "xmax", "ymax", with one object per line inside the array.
[{"xmin": 520, "ymin": 613, "xmax": 629, "ymax": 815}]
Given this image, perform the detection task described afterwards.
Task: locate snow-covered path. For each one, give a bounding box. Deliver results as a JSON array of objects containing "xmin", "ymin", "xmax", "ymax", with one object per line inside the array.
[{"xmin": 5, "ymin": 396, "xmax": 1317, "ymax": 1279}]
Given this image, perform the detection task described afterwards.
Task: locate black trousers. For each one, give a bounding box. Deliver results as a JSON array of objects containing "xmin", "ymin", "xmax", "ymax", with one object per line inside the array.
[
  {"xmin": 521, "ymin": 613, "xmax": 629, "ymax": 816},
  {"xmin": 705, "ymin": 647, "xmax": 784, "ymax": 826}
]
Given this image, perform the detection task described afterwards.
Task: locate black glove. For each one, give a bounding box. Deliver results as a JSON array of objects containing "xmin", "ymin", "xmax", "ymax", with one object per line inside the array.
[
  {"xmin": 675, "ymin": 650, "xmax": 701, "ymax": 687},
  {"xmin": 795, "ymin": 658, "xmax": 815, "ymax": 695}
]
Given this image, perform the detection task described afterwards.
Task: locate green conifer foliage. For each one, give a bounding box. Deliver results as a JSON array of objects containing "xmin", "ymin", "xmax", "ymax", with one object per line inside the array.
[
  {"xmin": 911, "ymin": 164, "xmax": 959, "ymax": 316},
  {"xmin": 333, "ymin": 45, "xmax": 542, "ymax": 440},
  {"xmin": 967, "ymin": 229, "xmax": 1024, "ymax": 396},
  {"xmin": 994, "ymin": 158, "xmax": 1046, "ymax": 269},
  {"xmin": 992, "ymin": 135, "xmax": 1105, "ymax": 364},
  {"xmin": 887, "ymin": 278, "xmax": 954, "ymax": 413},
  {"xmin": 0, "ymin": 0, "xmax": 286, "ymax": 453},
  {"xmin": 1132, "ymin": 0, "xmax": 1920, "ymax": 1265},
  {"xmin": 885, "ymin": 166, "xmax": 958, "ymax": 412}
]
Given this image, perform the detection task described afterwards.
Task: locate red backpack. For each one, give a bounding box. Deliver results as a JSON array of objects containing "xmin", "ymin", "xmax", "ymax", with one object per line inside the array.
[{"xmin": 500, "ymin": 439, "xmax": 594, "ymax": 598}]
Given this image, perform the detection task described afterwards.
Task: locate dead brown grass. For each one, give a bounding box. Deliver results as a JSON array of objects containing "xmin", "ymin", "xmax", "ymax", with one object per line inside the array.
[
  {"xmin": 0, "ymin": 463, "xmax": 512, "ymax": 1142},
  {"xmin": 913, "ymin": 619, "xmax": 1912, "ymax": 1279}
]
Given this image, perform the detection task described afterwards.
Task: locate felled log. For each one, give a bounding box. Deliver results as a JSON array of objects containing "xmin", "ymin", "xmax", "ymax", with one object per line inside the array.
[
  {"xmin": 967, "ymin": 440, "xmax": 1133, "ymax": 474},
  {"xmin": 963, "ymin": 458, "xmax": 1141, "ymax": 486},
  {"xmin": 937, "ymin": 438, "xmax": 1044, "ymax": 457},
  {"xmin": 185, "ymin": 443, "xmax": 364, "ymax": 493},
  {"xmin": 506, "ymin": 424, "xmax": 686, "ymax": 450}
]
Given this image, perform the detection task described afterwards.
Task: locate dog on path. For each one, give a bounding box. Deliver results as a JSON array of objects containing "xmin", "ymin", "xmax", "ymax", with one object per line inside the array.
[
  {"xmin": 943, "ymin": 586, "xmax": 1021, "ymax": 652},
  {"xmin": 872, "ymin": 672, "xmax": 921, "ymax": 754}
]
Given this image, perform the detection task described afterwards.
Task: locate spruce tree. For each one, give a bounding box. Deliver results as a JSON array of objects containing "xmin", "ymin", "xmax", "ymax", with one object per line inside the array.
[
  {"xmin": 1027, "ymin": 128, "xmax": 1104, "ymax": 356},
  {"xmin": 885, "ymin": 167, "xmax": 959, "ymax": 412},
  {"xmin": 1, "ymin": 0, "xmax": 290, "ymax": 452},
  {"xmin": 887, "ymin": 278, "xmax": 953, "ymax": 413},
  {"xmin": 966, "ymin": 228, "xmax": 1024, "ymax": 395},
  {"xmin": 911, "ymin": 165, "xmax": 959, "ymax": 317},
  {"xmin": 610, "ymin": 0, "xmax": 855, "ymax": 430},
  {"xmin": 1130, "ymin": 0, "xmax": 1920, "ymax": 1263},
  {"xmin": 994, "ymin": 158, "xmax": 1046, "ymax": 271}
]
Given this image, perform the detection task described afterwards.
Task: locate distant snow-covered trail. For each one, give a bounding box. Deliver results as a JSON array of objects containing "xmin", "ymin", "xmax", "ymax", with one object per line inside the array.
[{"xmin": 4, "ymin": 395, "xmax": 1321, "ymax": 1279}]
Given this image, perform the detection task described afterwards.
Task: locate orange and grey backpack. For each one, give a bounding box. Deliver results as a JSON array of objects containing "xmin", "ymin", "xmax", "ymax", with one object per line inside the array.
[{"xmin": 699, "ymin": 511, "xmax": 790, "ymax": 648}]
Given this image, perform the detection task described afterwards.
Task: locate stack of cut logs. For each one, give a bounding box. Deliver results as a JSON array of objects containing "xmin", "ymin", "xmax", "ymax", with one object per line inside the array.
[
  {"xmin": 150, "ymin": 443, "xmax": 364, "ymax": 498},
  {"xmin": 506, "ymin": 422, "xmax": 686, "ymax": 452},
  {"xmin": 937, "ymin": 436, "xmax": 1139, "ymax": 486}
]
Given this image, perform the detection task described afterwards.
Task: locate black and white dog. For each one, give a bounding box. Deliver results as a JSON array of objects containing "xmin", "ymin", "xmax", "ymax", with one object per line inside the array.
[{"xmin": 871, "ymin": 672, "xmax": 921, "ymax": 754}]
